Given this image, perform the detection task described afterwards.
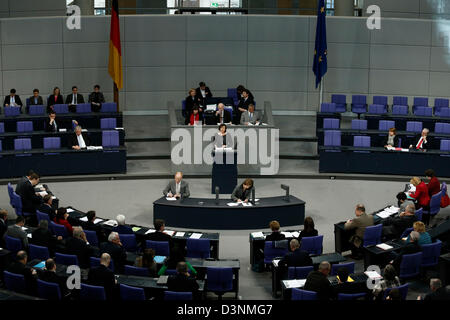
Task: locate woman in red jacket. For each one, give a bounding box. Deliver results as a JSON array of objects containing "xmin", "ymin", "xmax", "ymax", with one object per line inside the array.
[
  {"xmin": 425, "ymin": 169, "xmax": 441, "ymax": 197},
  {"xmin": 54, "ymin": 207, "xmax": 73, "ymax": 235},
  {"xmin": 409, "ymin": 176, "xmax": 431, "ymax": 224},
  {"xmin": 189, "ymin": 107, "xmax": 201, "ymax": 126}
]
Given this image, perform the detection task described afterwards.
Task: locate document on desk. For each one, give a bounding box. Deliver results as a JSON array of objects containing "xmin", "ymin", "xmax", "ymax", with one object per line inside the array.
[
  {"xmin": 190, "ymin": 233, "xmax": 203, "ymax": 239},
  {"xmin": 67, "ymin": 208, "xmax": 75, "ymax": 213},
  {"xmin": 251, "ymin": 232, "xmax": 265, "ymax": 239},
  {"xmin": 175, "ymin": 232, "xmax": 185, "ymax": 237},
  {"xmin": 364, "ymin": 271, "xmax": 382, "ymax": 279},
  {"xmin": 291, "ymin": 231, "xmax": 300, "ymax": 238},
  {"xmin": 273, "ymin": 259, "xmax": 280, "ymax": 267},
  {"xmin": 164, "ymin": 230, "xmax": 175, "ymax": 237},
  {"xmin": 166, "ymin": 197, "xmax": 177, "ymax": 201},
  {"xmin": 376, "ymin": 206, "xmax": 399, "ymax": 219},
  {"xmin": 281, "ymin": 232, "xmax": 293, "ymax": 238},
  {"xmin": 79, "ymin": 216, "xmax": 88, "ymax": 222},
  {"xmin": 145, "ymin": 229, "xmax": 156, "ymax": 235},
  {"xmin": 283, "ymin": 279, "xmax": 306, "ymax": 289},
  {"xmin": 242, "ymin": 202, "xmax": 253, "ymax": 207},
  {"xmin": 87, "ymin": 146, "xmax": 103, "ymax": 150},
  {"xmin": 132, "ymin": 227, "xmax": 141, "ymax": 232},
  {"xmin": 227, "ymin": 202, "xmax": 240, "ymax": 207},
  {"xmin": 376, "ymin": 243, "xmax": 393, "ymax": 250}
]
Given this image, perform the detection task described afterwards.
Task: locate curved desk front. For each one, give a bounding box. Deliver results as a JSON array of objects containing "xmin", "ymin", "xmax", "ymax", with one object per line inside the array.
[{"xmin": 153, "ymin": 196, "xmax": 305, "ymax": 230}]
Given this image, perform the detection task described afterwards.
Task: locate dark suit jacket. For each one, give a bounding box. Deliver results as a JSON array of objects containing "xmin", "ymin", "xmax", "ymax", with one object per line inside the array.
[
  {"xmin": 47, "ymin": 94, "xmax": 64, "ymax": 112},
  {"xmin": 265, "ymin": 232, "xmax": 286, "ymax": 242},
  {"xmin": 382, "ymin": 215, "xmax": 417, "ymax": 239},
  {"xmin": 88, "ymin": 92, "xmax": 105, "ymax": 104},
  {"xmin": 87, "ymin": 265, "xmax": 116, "ymax": 300},
  {"xmin": 7, "ymin": 261, "xmax": 36, "ymax": 295},
  {"xmin": 69, "ymin": 132, "xmax": 90, "ymax": 148},
  {"xmin": 147, "ymin": 231, "xmax": 173, "ymax": 248},
  {"xmin": 100, "ymin": 241, "xmax": 127, "ymax": 273},
  {"xmin": 184, "ymin": 96, "xmax": 201, "ymax": 119},
  {"xmin": 195, "ymin": 87, "xmax": 212, "ymax": 104},
  {"xmin": 28, "ymin": 96, "xmax": 44, "ymax": 106},
  {"xmin": 237, "ymin": 97, "xmax": 254, "ymax": 111},
  {"xmin": 39, "ymin": 270, "xmax": 68, "ymax": 295},
  {"xmin": 44, "ymin": 118, "xmax": 59, "ymax": 133},
  {"xmin": 215, "ymin": 109, "xmax": 232, "ymax": 124},
  {"xmin": 231, "ymin": 184, "xmax": 254, "ymax": 202},
  {"xmin": 412, "ymin": 134, "xmax": 432, "ymax": 150},
  {"xmin": 167, "ymin": 273, "xmax": 199, "ymax": 293},
  {"xmin": 278, "ymin": 248, "xmax": 313, "ymax": 268},
  {"xmin": 31, "ymin": 227, "xmax": 58, "ymax": 250},
  {"xmin": 66, "ymin": 237, "xmax": 96, "ymax": 269},
  {"xmin": 383, "ymin": 135, "xmax": 400, "ymax": 148},
  {"xmin": 392, "ymin": 242, "xmax": 421, "ymax": 271},
  {"xmin": 112, "ymin": 225, "xmax": 134, "ymax": 235},
  {"xmin": 65, "ymin": 93, "xmax": 85, "ymax": 105},
  {"xmin": 299, "ymin": 229, "xmax": 318, "ymax": 241},
  {"xmin": 0, "ymin": 219, "xmax": 7, "ymax": 247},
  {"xmin": 304, "ymin": 270, "xmax": 334, "ymax": 301},
  {"xmin": 38, "ymin": 203, "xmax": 56, "ymax": 221},
  {"xmin": 15, "ymin": 179, "xmax": 41, "ymax": 213},
  {"xmin": 4, "ymin": 95, "xmax": 23, "ymax": 107},
  {"xmin": 83, "ymin": 221, "xmax": 107, "ymax": 243},
  {"xmin": 334, "ymin": 281, "xmax": 363, "ymax": 296},
  {"xmin": 424, "ymin": 287, "xmax": 450, "ymax": 301}
]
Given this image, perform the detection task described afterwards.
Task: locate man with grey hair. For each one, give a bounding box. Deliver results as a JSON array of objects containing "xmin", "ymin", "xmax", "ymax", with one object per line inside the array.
[
  {"xmin": 113, "ymin": 214, "xmax": 133, "ymax": 234},
  {"xmin": 382, "ymin": 203, "xmax": 417, "ymax": 240},
  {"xmin": 70, "ymin": 125, "xmax": 90, "ymax": 150},
  {"xmin": 409, "ymin": 128, "xmax": 431, "ymax": 150},
  {"xmin": 304, "ymin": 261, "xmax": 333, "ymax": 300},
  {"xmin": 215, "ymin": 103, "xmax": 231, "ymax": 124},
  {"xmin": 88, "ymin": 253, "xmax": 117, "ymax": 300},
  {"xmin": 419, "ymin": 278, "xmax": 450, "ymax": 300},
  {"xmin": 391, "ymin": 231, "xmax": 421, "ymax": 272},
  {"xmin": 163, "ymin": 171, "xmax": 190, "ymax": 199},
  {"xmin": 100, "ymin": 231, "xmax": 127, "ymax": 273},
  {"xmin": 278, "ymin": 239, "xmax": 313, "ymax": 269},
  {"xmin": 66, "ymin": 226, "xmax": 96, "ymax": 268}
]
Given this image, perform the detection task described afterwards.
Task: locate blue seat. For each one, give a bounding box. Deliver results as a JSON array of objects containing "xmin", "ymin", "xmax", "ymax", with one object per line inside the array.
[
  {"xmin": 50, "ymin": 221, "xmax": 69, "ymax": 238},
  {"xmin": 323, "ymin": 118, "xmax": 340, "ymax": 129},
  {"xmin": 399, "ymin": 252, "xmax": 422, "ymax": 279},
  {"xmin": 3, "ymin": 271, "xmax": 26, "ymax": 294},
  {"xmin": 0, "ymin": 122, "xmax": 4, "ymax": 134},
  {"xmin": 320, "ymin": 102, "xmax": 336, "ymax": 113},
  {"xmin": 120, "ymin": 284, "xmax": 146, "ymax": 301},
  {"xmin": 29, "ymin": 244, "xmax": 50, "ymax": 261},
  {"xmin": 330, "ymin": 262, "xmax": 355, "ymax": 276},
  {"xmin": 351, "ymin": 95, "xmax": 367, "ymax": 115},
  {"xmin": 14, "ymin": 138, "xmax": 32, "ymax": 151},
  {"xmin": 353, "ymin": 136, "xmax": 371, "ymax": 148},
  {"xmin": 164, "ymin": 291, "xmax": 193, "ymax": 301},
  {"xmin": 164, "ymin": 269, "xmax": 177, "ymax": 276},
  {"xmin": 440, "ymin": 107, "xmax": 450, "ymax": 118},
  {"xmin": 378, "ymin": 120, "xmax": 395, "ymax": 131},
  {"xmin": 434, "ymin": 98, "xmax": 449, "ymax": 116},
  {"xmin": 37, "ymin": 279, "xmax": 61, "ymax": 300},
  {"xmin": 120, "ymin": 234, "xmax": 138, "ymax": 252},
  {"xmin": 5, "ymin": 236, "xmax": 22, "ymax": 254},
  {"xmin": 337, "ymin": 292, "xmax": 366, "ymax": 300},
  {"xmin": 435, "ymin": 123, "xmax": 450, "ymax": 134},
  {"xmin": 421, "ymin": 239, "xmax": 442, "ymax": 268},
  {"xmin": 43, "ymin": 137, "xmax": 61, "ymax": 149},
  {"xmin": 291, "ymin": 288, "xmax": 317, "ymax": 300},
  {"xmin": 393, "ymin": 96, "xmax": 408, "ymax": 107},
  {"xmin": 29, "ymin": 105, "xmax": 45, "ymax": 115},
  {"xmin": 36, "ymin": 211, "xmax": 51, "ymax": 224},
  {"xmin": 406, "ymin": 121, "xmax": 423, "ymax": 133},
  {"xmin": 368, "ymin": 104, "xmax": 387, "ymax": 114},
  {"xmin": 145, "ymin": 240, "xmax": 170, "ymax": 257},
  {"xmin": 324, "ymin": 130, "xmax": 341, "ymax": 147},
  {"xmin": 83, "ymin": 230, "xmax": 99, "ymax": 247},
  {"xmin": 441, "ymin": 139, "xmax": 450, "ymax": 152},
  {"xmin": 414, "ymin": 106, "xmax": 432, "ymax": 117},
  {"xmin": 423, "ymin": 192, "xmax": 442, "ymax": 217},
  {"xmin": 400, "ymin": 227, "xmax": 414, "ymax": 238},
  {"xmin": 124, "ymin": 265, "xmax": 149, "ymax": 277},
  {"xmin": 363, "ymin": 224, "xmax": 382, "ymax": 247},
  {"xmin": 186, "ymin": 239, "xmax": 210, "ymax": 259},
  {"xmin": 76, "ymin": 103, "xmax": 91, "ymax": 113},
  {"xmin": 9, "ymin": 191, "xmax": 33, "ymax": 217},
  {"xmin": 415, "ymin": 208, "xmax": 423, "ymax": 221},
  {"xmin": 100, "ymin": 118, "xmax": 117, "ymax": 129},
  {"xmin": 102, "ymin": 130, "xmax": 119, "ymax": 147},
  {"xmin": 373, "ymin": 96, "xmax": 388, "ymax": 107},
  {"xmin": 287, "ymin": 266, "xmax": 313, "ymax": 280},
  {"xmin": 80, "ymin": 283, "xmax": 106, "ymax": 300},
  {"xmin": 413, "ymin": 97, "xmax": 429, "ymax": 113},
  {"xmin": 55, "ymin": 252, "xmax": 79, "ymax": 266},
  {"xmin": 206, "ymin": 267, "xmax": 233, "ymax": 298},
  {"xmin": 392, "ymin": 105, "xmax": 408, "ymax": 115},
  {"xmin": 351, "ymin": 119, "xmax": 367, "ymax": 130},
  {"xmin": 383, "ymin": 283, "xmax": 409, "ymax": 300},
  {"xmin": 227, "ymin": 88, "xmax": 238, "ymax": 100},
  {"xmin": 17, "ymin": 121, "xmax": 33, "ymax": 133},
  {"xmin": 4, "ymin": 106, "xmax": 21, "ymax": 117},
  {"xmin": 101, "ymin": 102, "xmax": 117, "ymax": 113},
  {"xmin": 263, "ymin": 240, "xmax": 288, "ymax": 264},
  {"xmin": 301, "ymin": 235, "xmax": 323, "ymax": 255},
  {"xmin": 90, "ymin": 256, "xmax": 114, "ymax": 272},
  {"xmin": 331, "ymin": 94, "xmax": 347, "ymax": 112},
  {"xmin": 53, "ymin": 104, "xmax": 68, "ymax": 114}
]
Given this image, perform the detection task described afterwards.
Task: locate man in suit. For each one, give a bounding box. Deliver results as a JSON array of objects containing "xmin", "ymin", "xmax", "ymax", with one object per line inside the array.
[
  {"xmin": 29, "ymin": 89, "xmax": 44, "ymax": 106},
  {"xmin": 236, "ymin": 85, "xmax": 254, "ymax": 102},
  {"xmin": 44, "ymin": 111, "xmax": 59, "ymax": 133},
  {"xmin": 82, "ymin": 210, "xmax": 107, "ymax": 243},
  {"xmin": 39, "ymin": 258, "xmax": 68, "ymax": 296},
  {"xmin": 167, "ymin": 262, "xmax": 199, "ymax": 293},
  {"xmin": 382, "ymin": 204, "xmax": 417, "ymax": 240},
  {"xmin": 419, "ymin": 279, "xmax": 450, "ymax": 301},
  {"xmin": 240, "ymin": 104, "xmax": 261, "ymax": 125},
  {"xmin": 15, "ymin": 172, "xmax": 42, "ymax": 218},
  {"xmin": 409, "ymin": 128, "xmax": 431, "ymax": 151},
  {"xmin": 65, "ymin": 86, "xmax": 85, "ymax": 113},
  {"xmin": 7, "ymin": 251, "xmax": 37, "ymax": 295},
  {"xmin": 88, "ymin": 85, "xmax": 105, "ymax": 112},
  {"xmin": 236, "ymin": 89, "xmax": 254, "ymax": 124},
  {"xmin": 31, "ymin": 220, "xmax": 62, "ymax": 255},
  {"xmin": 7, "ymin": 216, "xmax": 29, "ymax": 249},
  {"xmin": 147, "ymin": 219, "xmax": 173, "ymax": 247},
  {"xmin": 0, "ymin": 209, "xmax": 8, "ymax": 247},
  {"xmin": 390, "ymin": 231, "xmax": 421, "ymax": 272},
  {"xmin": 215, "ymin": 103, "xmax": 232, "ymax": 124},
  {"xmin": 66, "ymin": 227, "xmax": 96, "ymax": 269},
  {"xmin": 195, "ymin": 82, "xmax": 212, "ymax": 106},
  {"xmin": 70, "ymin": 126, "xmax": 90, "ymax": 150},
  {"xmin": 344, "ymin": 204, "xmax": 374, "ymax": 259},
  {"xmin": 278, "ymin": 239, "xmax": 313, "ymax": 268},
  {"xmin": 4, "ymin": 88, "xmax": 23, "ymax": 111},
  {"xmin": 304, "ymin": 261, "xmax": 334, "ymax": 300},
  {"xmin": 100, "ymin": 232, "xmax": 127, "ymax": 273},
  {"xmin": 113, "ymin": 214, "xmax": 133, "ymax": 234},
  {"xmin": 87, "ymin": 253, "xmax": 117, "ymax": 300},
  {"xmin": 163, "ymin": 172, "xmax": 190, "ymax": 199},
  {"xmin": 265, "ymin": 220, "xmax": 286, "ymax": 242},
  {"xmin": 38, "ymin": 195, "xmax": 56, "ymax": 221}
]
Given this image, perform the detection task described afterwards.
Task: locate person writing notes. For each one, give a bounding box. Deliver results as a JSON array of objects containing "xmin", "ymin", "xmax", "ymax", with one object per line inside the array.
[
  {"xmin": 214, "ymin": 124, "xmax": 233, "ymax": 149},
  {"xmin": 383, "ymin": 127, "xmax": 399, "ymax": 148},
  {"xmin": 163, "ymin": 172, "xmax": 190, "ymax": 199},
  {"xmin": 231, "ymin": 179, "xmax": 254, "ymax": 203},
  {"xmin": 240, "ymin": 104, "xmax": 261, "ymax": 125},
  {"xmin": 70, "ymin": 126, "xmax": 90, "ymax": 150},
  {"xmin": 409, "ymin": 128, "xmax": 431, "ymax": 151}
]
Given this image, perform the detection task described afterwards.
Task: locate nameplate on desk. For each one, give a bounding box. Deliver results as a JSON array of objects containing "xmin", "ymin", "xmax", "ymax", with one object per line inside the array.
[{"xmin": 283, "ymin": 279, "xmax": 306, "ymax": 289}]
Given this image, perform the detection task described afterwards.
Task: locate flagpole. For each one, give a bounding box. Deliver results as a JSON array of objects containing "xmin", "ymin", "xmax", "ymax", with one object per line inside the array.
[
  {"xmin": 319, "ymin": 78, "xmax": 324, "ymax": 110},
  {"xmin": 114, "ymin": 83, "xmax": 119, "ymax": 112}
]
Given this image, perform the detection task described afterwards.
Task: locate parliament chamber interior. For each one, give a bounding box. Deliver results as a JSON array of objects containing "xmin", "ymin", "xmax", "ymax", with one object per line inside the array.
[{"xmin": 0, "ymin": 0, "xmax": 449, "ymax": 311}]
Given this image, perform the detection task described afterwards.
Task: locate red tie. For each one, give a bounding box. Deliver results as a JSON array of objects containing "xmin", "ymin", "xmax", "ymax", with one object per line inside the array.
[{"xmin": 416, "ymin": 137, "xmax": 424, "ymax": 149}]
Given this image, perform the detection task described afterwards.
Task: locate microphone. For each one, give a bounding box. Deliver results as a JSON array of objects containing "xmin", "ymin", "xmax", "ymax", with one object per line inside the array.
[
  {"xmin": 215, "ymin": 186, "xmax": 220, "ymax": 205},
  {"xmin": 281, "ymin": 184, "xmax": 290, "ymax": 202}
]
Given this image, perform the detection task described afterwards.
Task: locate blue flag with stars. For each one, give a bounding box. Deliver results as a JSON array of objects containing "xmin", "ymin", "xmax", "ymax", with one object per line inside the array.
[{"xmin": 313, "ymin": 0, "xmax": 327, "ymax": 88}]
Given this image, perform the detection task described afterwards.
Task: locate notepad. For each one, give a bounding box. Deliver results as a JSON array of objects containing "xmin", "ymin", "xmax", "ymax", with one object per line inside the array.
[
  {"xmin": 376, "ymin": 243, "xmax": 393, "ymax": 250},
  {"xmin": 33, "ymin": 261, "xmax": 45, "ymax": 269},
  {"xmin": 190, "ymin": 233, "xmax": 202, "ymax": 239},
  {"xmin": 251, "ymin": 232, "xmax": 265, "ymax": 239},
  {"xmin": 154, "ymin": 256, "xmax": 166, "ymax": 264},
  {"xmin": 157, "ymin": 275, "xmax": 169, "ymax": 285},
  {"xmin": 132, "ymin": 227, "xmax": 141, "ymax": 232},
  {"xmin": 145, "ymin": 229, "xmax": 156, "ymax": 235},
  {"xmin": 175, "ymin": 232, "xmax": 185, "ymax": 237}
]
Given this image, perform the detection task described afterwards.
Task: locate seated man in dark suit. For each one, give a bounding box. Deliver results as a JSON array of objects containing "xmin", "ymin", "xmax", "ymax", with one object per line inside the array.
[
  {"xmin": 419, "ymin": 278, "xmax": 450, "ymax": 301},
  {"xmin": 88, "ymin": 85, "xmax": 105, "ymax": 112},
  {"xmin": 215, "ymin": 103, "xmax": 232, "ymax": 124},
  {"xmin": 7, "ymin": 216, "xmax": 29, "ymax": 249},
  {"xmin": 66, "ymin": 227, "xmax": 96, "ymax": 269},
  {"xmin": 44, "ymin": 111, "xmax": 59, "ymax": 133},
  {"xmin": 382, "ymin": 204, "xmax": 417, "ymax": 240},
  {"xmin": 195, "ymin": 81, "xmax": 212, "ymax": 106},
  {"xmin": 304, "ymin": 261, "xmax": 334, "ymax": 300},
  {"xmin": 0, "ymin": 209, "xmax": 8, "ymax": 247},
  {"xmin": 7, "ymin": 251, "xmax": 37, "ymax": 295},
  {"xmin": 167, "ymin": 261, "xmax": 199, "ymax": 294},
  {"xmin": 39, "ymin": 258, "xmax": 68, "ymax": 296},
  {"xmin": 38, "ymin": 195, "xmax": 57, "ymax": 221},
  {"xmin": 15, "ymin": 172, "xmax": 42, "ymax": 218},
  {"xmin": 112, "ymin": 214, "xmax": 133, "ymax": 234},
  {"xmin": 265, "ymin": 220, "xmax": 286, "ymax": 242},
  {"xmin": 278, "ymin": 239, "xmax": 313, "ymax": 269},
  {"xmin": 65, "ymin": 86, "xmax": 85, "ymax": 113},
  {"xmin": 4, "ymin": 88, "xmax": 23, "ymax": 111},
  {"xmin": 409, "ymin": 128, "xmax": 431, "ymax": 151},
  {"xmin": 163, "ymin": 172, "xmax": 190, "ymax": 199},
  {"xmin": 70, "ymin": 125, "xmax": 90, "ymax": 150},
  {"xmin": 28, "ymin": 89, "xmax": 44, "ymax": 106},
  {"xmin": 100, "ymin": 232, "xmax": 127, "ymax": 273},
  {"xmin": 236, "ymin": 85, "xmax": 254, "ymax": 102},
  {"xmin": 390, "ymin": 231, "xmax": 421, "ymax": 272},
  {"xmin": 147, "ymin": 219, "xmax": 173, "ymax": 248},
  {"xmin": 83, "ymin": 210, "xmax": 107, "ymax": 243},
  {"xmin": 31, "ymin": 220, "xmax": 63, "ymax": 255},
  {"xmin": 236, "ymin": 89, "xmax": 254, "ymax": 124},
  {"xmin": 87, "ymin": 253, "xmax": 117, "ymax": 300}
]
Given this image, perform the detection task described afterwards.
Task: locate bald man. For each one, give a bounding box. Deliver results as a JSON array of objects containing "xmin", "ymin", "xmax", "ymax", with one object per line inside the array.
[{"xmin": 163, "ymin": 172, "xmax": 190, "ymax": 199}]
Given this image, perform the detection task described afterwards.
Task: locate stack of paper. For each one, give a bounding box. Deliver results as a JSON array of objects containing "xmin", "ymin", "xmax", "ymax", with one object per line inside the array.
[
  {"xmin": 251, "ymin": 232, "xmax": 265, "ymax": 239},
  {"xmin": 175, "ymin": 232, "xmax": 185, "ymax": 237},
  {"xmin": 190, "ymin": 233, "xmax": 202, "ymax": 239},
  {"xmin": 164, "ymin": 230, "xmax": 175, "ymax": 237},
  {"xmin": 364, "ymin": 271, "xmax": 382, "ymax": 279},
  {"xmin": 376, "ymin": 206, "xmax": 399, "ymax": 219},
  {"xmin": 376, "ymin": 243, "xmax": 393, "ymax": 250},
  {"xmin": 283, "ymin": 279, "xmax": 306, "ymax": 289},
  {"xmin": 145, "ymin": 229, "xmax": 156, "ymax": 235},
  {"xmin": 79, "ymin": 217, "xmax": 103, "ymax": 224},
  {"xmin": 102, "ymin": 220, "xmax": 118, "ymax": 227}
]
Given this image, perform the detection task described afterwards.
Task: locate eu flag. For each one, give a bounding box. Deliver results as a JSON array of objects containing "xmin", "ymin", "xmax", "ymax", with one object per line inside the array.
[{"xmin": 313, "ymin": 0, "xmax": 328, "ymax": 88}]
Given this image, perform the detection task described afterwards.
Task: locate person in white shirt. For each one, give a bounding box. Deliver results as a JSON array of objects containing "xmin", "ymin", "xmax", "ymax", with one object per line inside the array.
[
  {"xmin": 163, "ymin": 172, "xmax": 190, "ymax": 199},
  {"xmin": 71, "ymin": 126, "xmax": 90, "ymax": 150}
]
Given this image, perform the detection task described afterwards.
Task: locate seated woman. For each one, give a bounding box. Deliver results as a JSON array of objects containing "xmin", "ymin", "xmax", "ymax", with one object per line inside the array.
[
  {"xmin": 406, "ymin": 221, "xmax": 431, "ymax": 245},
  {"xmin": 409, "ymin": 177, "xmax": 431, "ymax": 224},
  {"xmin": 158, "ymin": 245, "xmax": 197, "ymax": 276},
  {"xmin": 54, "ymin": 208, "xmax": 73, "ymax": 235},
  {"xmin": 298, "ymin": 216, "xmax": 318, "ymax": 240},
  {"xmin": 184, "ymin": 88, "xmax": 201, "ymax": 125},
  {"xmin": 188, "ymin": 107, "xmax": 202, "ymax": 126},
  {"xmin": 383, "ymin": 127, "xmax": 399, "ymax": 148},
  {"xmin": 47, "ymin": 86, "xmax": 64, "ymax": 113},
  {"xmin": 265, "ymin": 220, "xmax": 285, "ymax": 241},
  {"xmin": 231, "ymin": 178, "xmax": 254, "ymax": 203},
  {"xmin": 135, "ymin": 248, "xmax": 157, "ymax": 277},
  {"xmin": 214, "ymin": 124, "xmax": 233, "ymax": 149}
]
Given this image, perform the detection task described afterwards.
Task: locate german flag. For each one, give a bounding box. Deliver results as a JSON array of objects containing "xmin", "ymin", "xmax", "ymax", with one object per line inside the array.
[{"xmin": 108, "ymin": 0, "xmax": 123, "ymax": 90}]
